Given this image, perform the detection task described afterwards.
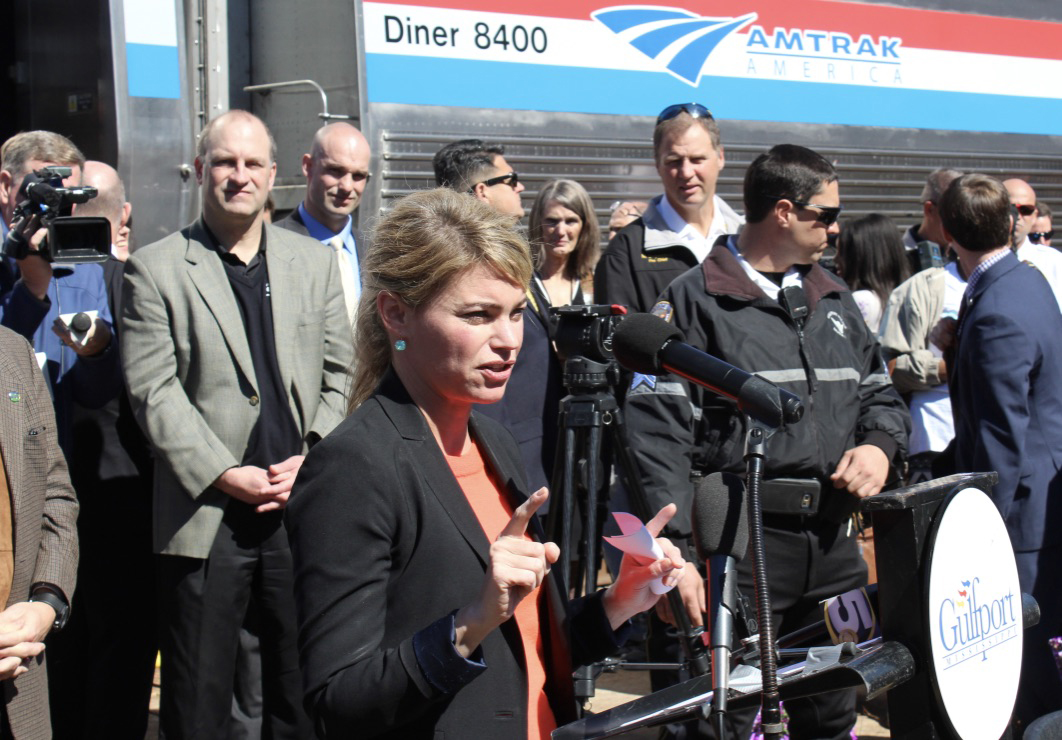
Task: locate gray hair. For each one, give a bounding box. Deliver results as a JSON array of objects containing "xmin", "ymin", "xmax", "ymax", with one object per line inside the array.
[
  {"xmin": 1, "ymin": 131, "xmax": 84, "ymax": 182},
  {"xmin": 920, "ymin": 167, "xmax": 964, "ymax": 204}
]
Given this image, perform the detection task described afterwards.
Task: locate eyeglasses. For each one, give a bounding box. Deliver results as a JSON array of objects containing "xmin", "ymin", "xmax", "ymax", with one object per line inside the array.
[
  {"xmin": 762, "ymin": 195, "xmax": 843, "ymax": 227},
  {"xmin": 1012, "ymin": 203, "xmax": 1037, "ymax": 217},
  {"xmin": 470, "ymin": 171, "xmax": 519, "ymax": 193},
  {"xmin": 1029, "ymin": 230, "xmax": 1054, "ymax": 243},
  {"xmin": 656, "ymin": 103, "xmax": 714, "ymax": 125}
]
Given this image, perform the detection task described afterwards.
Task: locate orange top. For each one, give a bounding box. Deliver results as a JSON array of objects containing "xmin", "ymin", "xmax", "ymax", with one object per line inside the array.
[{"xmin": 445, "ymin": 439, "xmax": 557, "ymax": 739}]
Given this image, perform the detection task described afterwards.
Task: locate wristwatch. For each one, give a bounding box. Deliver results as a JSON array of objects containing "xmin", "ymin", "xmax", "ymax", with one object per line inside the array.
[{"xmin": 29, "ymin": 585, "xmax": 69, "ymax": 632}]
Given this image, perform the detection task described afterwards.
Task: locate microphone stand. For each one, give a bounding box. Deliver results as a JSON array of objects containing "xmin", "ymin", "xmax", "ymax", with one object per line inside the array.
[{"xmin": 744, "ymin": 417, "xmax": 784, "ymax": 740}]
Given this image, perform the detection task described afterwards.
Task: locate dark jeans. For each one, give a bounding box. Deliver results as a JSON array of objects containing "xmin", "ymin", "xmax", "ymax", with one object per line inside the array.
[{"xmin": 156, "ymin": 502, "xmax": 312, "ymax": 740}]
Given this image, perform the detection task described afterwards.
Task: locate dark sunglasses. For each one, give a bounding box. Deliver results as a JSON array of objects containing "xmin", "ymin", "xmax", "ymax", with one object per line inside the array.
[
  {"xmin": 1012, "ymin": 203, "xmax": 1037, "ymax": 217},
  {"xmin": 1029, "ymin": 230, "xmax": 1054, "ymax": 243},
  {"xmin": 656, "ymin": 103, "xmax": 714, "ymax": 125},
  {"xmin": 470, "ymin": 171, "xmax": 519, "ymax": 193},
  {"xmin": 762, "ymin": 195, "xmax": 844, "ymax": 227}
]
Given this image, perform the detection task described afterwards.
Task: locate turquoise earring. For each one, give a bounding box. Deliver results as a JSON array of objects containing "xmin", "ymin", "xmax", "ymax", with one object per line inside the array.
[{"xmin": 394, "ymin": 339, "xmax": 407, "ymax": 351}]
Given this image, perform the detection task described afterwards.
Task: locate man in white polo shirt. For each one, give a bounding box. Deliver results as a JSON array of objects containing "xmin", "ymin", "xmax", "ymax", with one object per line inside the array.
[{"xmin": 595, "ymin": 103, "xmax": 744, "ymax": 312}]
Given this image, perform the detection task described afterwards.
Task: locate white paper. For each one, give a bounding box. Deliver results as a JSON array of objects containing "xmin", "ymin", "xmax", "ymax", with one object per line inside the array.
[
  {"xmin": 603, "ymin": 512, "xmax": 672, "ymax": 595},
  {"xmin": 58, "ymin": 310, "xmax": 98, "ymax": 347}
]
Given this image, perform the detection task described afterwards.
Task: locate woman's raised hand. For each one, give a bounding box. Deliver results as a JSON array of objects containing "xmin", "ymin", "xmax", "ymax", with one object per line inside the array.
[
  {"xmin": 454, "ymin": 489, "xmax": 558, "ymax": 657},
  {"xmin": 602, "ymin": 503, "xmax": 686, "ymax": 630}
]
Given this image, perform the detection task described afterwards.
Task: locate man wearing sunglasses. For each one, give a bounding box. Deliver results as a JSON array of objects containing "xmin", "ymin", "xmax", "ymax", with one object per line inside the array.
[
  {"xmin": 625, "ymin": 144, "xmax": 909, "ymax": 740},
  {"xmin": 595, "ymin": 103, "xmax": 743, "ymax": 313},
  {"xmin": 434, "ymin": 138, "xmax": 561, "ymax": 496},
  {"xmin": 433, "ymin": 139, "xmax": 526, "ymax": 221},
  {"xmin": 1003, "ymin": 179, "xmax": 1062, "ymax": 311}
]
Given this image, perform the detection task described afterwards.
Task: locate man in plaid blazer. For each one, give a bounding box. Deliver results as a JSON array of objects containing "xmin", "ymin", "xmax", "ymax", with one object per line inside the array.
[
  {"xmin": 121, "ymin": 110, "xmax": 351, "ymax": 739},
  {"xmin": 0, "ymin": 325, "xmax": 79, "ymax": 740}
]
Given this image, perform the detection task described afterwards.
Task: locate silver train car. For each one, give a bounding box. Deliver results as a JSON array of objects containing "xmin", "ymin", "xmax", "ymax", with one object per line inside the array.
[{"xmin": 5, "ymin": 0, "xmax": 1061, "ymax": 246}]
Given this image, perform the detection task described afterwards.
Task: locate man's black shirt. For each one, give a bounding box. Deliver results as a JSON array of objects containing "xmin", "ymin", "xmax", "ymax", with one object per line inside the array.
[{"xmin": 208, "ymin": 225, "xmax": 302, "ymax": 469}]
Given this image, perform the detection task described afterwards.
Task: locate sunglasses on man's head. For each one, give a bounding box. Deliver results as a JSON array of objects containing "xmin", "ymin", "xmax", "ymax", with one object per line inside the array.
[
  {"xmin": 656, "ymin": 103, "xmax": 714, "ymax": 125},
  {"xmin": 762, "ymin": 195, "xmax": 843, "ymax": 227},
  {"xmin": 1029, "ymin": 230, "xmax": 1054, "ymax": 243},
  {"xmin": 469, "ymin": 171, "xmax": 519, "ymax": 193},
  {"xmin": 1012, "ymin": 203, "xmax": 1037, "ymax": 217}
]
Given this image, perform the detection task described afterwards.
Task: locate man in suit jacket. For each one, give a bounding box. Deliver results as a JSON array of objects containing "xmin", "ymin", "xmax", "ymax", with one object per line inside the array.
[
  {"xmin": 941, "ymin": 173, "xmax": 1062, "ymax": 732},
  {"xmin": 0, "ymin": 324, "xmax": 79, "ymax": 740},
  {"xmin": 121, "ymin": 110, "xmax": 352, "ymax": 740},
  {"xmin": 275, "ymin": 122, "xmax": 370, "ymax": 325}
]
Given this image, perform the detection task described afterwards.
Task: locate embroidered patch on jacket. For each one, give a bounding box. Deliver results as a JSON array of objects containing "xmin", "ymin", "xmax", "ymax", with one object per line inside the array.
[
  {"xmin": 651, "ymin": 301, "xmax": 674, "ymax": 322},
  {"xmin": 827, "ymin": 310, "xmax": 846, "ymax": 337},
  {"xmin": 630, "ymin": 373, "xmax": 657, "ymax": 391}
]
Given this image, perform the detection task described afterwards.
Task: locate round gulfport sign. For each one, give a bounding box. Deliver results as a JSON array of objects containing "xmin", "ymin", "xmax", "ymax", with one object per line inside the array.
[{"xmin": 926, "ymin": 487, "xmax": 1022, "ymax": 740}]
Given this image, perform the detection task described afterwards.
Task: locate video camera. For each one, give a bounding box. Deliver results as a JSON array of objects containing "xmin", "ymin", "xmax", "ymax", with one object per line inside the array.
[
  {"xmin": 550, "ymin": 304, "xmax": 626, "ymax": 364},
  {"xmin": 2, "ymin": 166, "xmax": 111, "ymax": 264}
]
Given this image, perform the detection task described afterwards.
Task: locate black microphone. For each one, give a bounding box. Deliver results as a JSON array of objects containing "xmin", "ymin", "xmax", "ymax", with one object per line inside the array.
[
  {"xmin": 70, "ymin": 312, "xmax": 93, "ymax": 334},
  {"xmin": 612, "ymin": 313, "xmax": 804, "ymax": 427},
  {"xmin": 692, "ymin": 472, "xmax": 749, "ymax": 729}
]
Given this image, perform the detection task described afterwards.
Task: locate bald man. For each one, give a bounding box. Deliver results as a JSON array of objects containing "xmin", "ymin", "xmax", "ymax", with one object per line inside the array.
[
  {"xmin": 121, "ymin": 110, "xmax": 351, "ymax": 739},
  {"xmin": 276, "ymin": 122, "xmax": 371, "ymax": 324},
  {"xmin": 79, "ymin": 160, "xmax": 132, "ymax": 260},
  {"xmin": 1004, "ymin": 178, "xmax": 1062, "ymax": 311}
]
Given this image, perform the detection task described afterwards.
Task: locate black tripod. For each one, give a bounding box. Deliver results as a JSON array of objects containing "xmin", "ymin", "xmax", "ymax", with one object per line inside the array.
[{"xmin": 545, "ymin": 354, "xmax": 710, "ymax": 705}]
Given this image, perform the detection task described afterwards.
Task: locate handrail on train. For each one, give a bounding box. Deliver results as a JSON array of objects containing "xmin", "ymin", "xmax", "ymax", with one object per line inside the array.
[{"xmin": 243, "ymin": 80, "xmax": 353, "ymax": 122}]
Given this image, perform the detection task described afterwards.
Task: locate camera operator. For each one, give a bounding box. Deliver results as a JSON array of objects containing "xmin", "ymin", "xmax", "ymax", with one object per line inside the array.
[{"xmin": 0, "ymin": 132, "xmax": 121, "ymax": 454}]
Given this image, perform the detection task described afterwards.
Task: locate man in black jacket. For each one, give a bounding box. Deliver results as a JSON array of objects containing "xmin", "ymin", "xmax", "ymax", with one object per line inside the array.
[
  {"xmin": 625, "ymin": 145, "xmax": 910, "ymax": 739},
  {"xmin": 595, "ymin": 103, "xmax": 743, "ymax": 313}
]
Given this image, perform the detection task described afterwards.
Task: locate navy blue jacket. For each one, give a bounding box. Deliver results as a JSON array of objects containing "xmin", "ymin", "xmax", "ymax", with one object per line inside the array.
[
  {"xmin": 0, "ymin": 263, "xmax": 121, "ymax": 453},
  {"xmin": 951, "ymin": 251, "xmax": 1062, "ymax": 552}
]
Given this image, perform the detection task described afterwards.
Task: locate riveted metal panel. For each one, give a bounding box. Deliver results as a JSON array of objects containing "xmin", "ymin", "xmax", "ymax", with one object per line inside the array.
[{"xmin": 364, "ymin": 104, "xmax": 1062, "ymax": 243}]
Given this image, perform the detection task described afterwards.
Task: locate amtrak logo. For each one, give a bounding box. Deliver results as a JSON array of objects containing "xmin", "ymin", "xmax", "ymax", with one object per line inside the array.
[{"xmin": 591, "ymin": 6, "xmax": 757, "ymax": 85}]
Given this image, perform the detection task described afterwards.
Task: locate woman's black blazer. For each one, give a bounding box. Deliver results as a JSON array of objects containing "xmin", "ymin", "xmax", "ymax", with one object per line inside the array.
[{"xmin": 286, "ymin": 371, "xmax": 623, "ymax": 739}]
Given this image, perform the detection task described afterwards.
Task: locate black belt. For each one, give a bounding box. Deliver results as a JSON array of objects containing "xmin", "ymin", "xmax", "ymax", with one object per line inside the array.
[{"xmin": 690, "ymin": 472, "xmax": 856, "ymax": 524}]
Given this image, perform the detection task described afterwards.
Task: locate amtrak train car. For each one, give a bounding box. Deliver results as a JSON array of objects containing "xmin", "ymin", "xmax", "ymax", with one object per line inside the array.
[{"xmin": 4, "ymin": 0, "xmax": 1062, "ymax": 244}]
